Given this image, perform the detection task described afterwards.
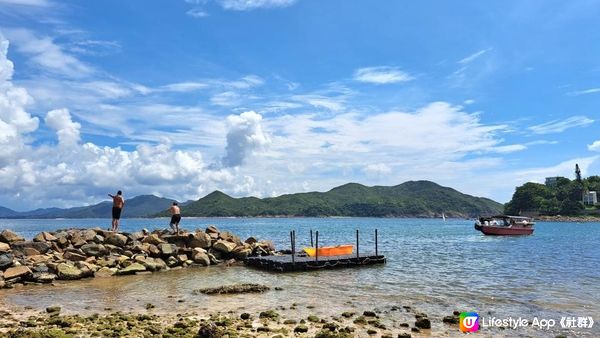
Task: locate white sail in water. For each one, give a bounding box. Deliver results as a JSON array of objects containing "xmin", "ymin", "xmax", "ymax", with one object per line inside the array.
[{"xmin": 442, "ymin": 212, "xmax": 446, "ymax": 221}]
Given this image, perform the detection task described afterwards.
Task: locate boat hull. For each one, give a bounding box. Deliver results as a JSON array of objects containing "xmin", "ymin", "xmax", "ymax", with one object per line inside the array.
[
  {"xmin": 304, "ymin": 245, "xmax": 354, "ymax": 257},
  {"xmin": 477, "ymin": 225, "xmax": 534, "ymax": 236}
]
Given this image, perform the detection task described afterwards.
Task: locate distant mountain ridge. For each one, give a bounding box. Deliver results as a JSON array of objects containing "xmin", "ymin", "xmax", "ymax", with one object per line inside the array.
[
  {"xmin": 166, "ymin": 181, "xmax": 502, "ymax": 218},
  {"xmin": 1, "ymin": 181, "xmax": 503, "ymax": 219},
  {"xmin": 0, "ymin": 206, "xmax": 20, "ymax": 218},
  {"xmin": 0, "ymin": 195, "xmax": 175, "ymax": 219}
]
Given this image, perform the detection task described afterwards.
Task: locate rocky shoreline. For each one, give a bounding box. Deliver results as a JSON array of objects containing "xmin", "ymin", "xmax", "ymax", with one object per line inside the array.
[
  {"xmin": 535, "ymin": 215, "xmax": 600, "ymax": 222},
  {"xmin": 0, "ymin": 226, "xmax": 275, "ymax": 289},
  {"xmin": 0, "ymin": 300, "xmax": 454, "ymax": 338}
]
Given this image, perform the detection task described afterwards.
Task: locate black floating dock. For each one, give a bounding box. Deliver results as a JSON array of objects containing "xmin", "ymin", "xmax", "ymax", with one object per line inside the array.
[
  {"xmin": 244, "ymin": 228, "xmax": 386, "ymax": 272},
  {"xmin": 244, "ymin": 253, "xmax": 386, "ymax": 272}
]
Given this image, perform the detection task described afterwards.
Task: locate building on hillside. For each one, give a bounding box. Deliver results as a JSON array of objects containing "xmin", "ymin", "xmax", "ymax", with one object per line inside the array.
[
  {"xmin": 583, "ymin": 191, "xmax": 598, "ymax": 205},
  {"xmin": 545, "ymin": 177, "xmax": 560, "ymax": 187}
]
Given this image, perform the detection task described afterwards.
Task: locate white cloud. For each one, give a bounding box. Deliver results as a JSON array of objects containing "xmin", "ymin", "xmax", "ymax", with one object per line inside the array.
[
  {"xmin": 222, "ymin": 111, "xmax": 271, "ymax": 167},
  {"xmin": 363, "ymin": 163, "xmax": 392, "ymax": 177},
  {"xmin": 567, "ymin": 87, "xmax": 600, "ymax": 96},
  {"xmin": 224, "ymin": 75, "xmax": 264, "ymax": 89},
  {"xmin": 186, "ymin": 8, "xmax": 209, "ymax": 18},
  {"xmin": 489, "ymin": 144, "xmax": 527, "ymax": 154},
  {"xmin": 45, "ymin": 108, "xmax": 81, "ymax": 146},
  {"xmin": 513, "ymin": 156, "xmax": 599, "ymax": 184},
  {"xmin": 354, "ymin": 66, "xmax": 414, "ymax": 84},
  {"xmin": 292, "ymin": 94, "xmax": 345, "ymax": 111},
  {"xmin": 458, "ymin": 48, "xmax": 492, "ymax": 64},
  {"xmin": 588, "ymin": 140, "xmax": 600, "ymax": 152},
  {"xmin": 79, "ymin": 81, "xmax": 134, "ymax": 99},
  {"xmin": 67, "ymin": 39, "xmax": 121, "ymax": 56},
  {"xmin": 0, "ymin": 0, "xmax": 51, "ymax": 6},
  {"xmin": 266, "ymin": 102, "xmax": 508, "ymax": 162},
  {"xmin": 0, "ymin": 35, "xmax": 268, "ymax": 208},
  {"xmin": 449, "ymin": 48, "xmax": 495, "ymax": 88},
  {"xmin": 218, "ymin": 0, "xmax": 297, "ymax": 11},
  {"xmin": 528, "ymin": 116, "xmax": 594, "ymax": 134},
  {"xmin": 211, "ymin": 91, "xmax": 240, "ymax": 106},
  {"xmin": 3, "ymin": 28, "xmax": 93, "ymax": 78},
  {"xmin": 0, "ymin": 34, "xmax": 39, "ymax": 165},
  {"xmin": 161, "ymin": 81, "xmax": 207, "ymax": 92}
]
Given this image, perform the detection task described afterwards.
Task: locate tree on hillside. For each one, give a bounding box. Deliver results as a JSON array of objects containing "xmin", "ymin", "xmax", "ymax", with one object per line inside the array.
[
  {"xmin": 559, "ymin": 199, "xmax": 584, "ymax": 215},
  {"xmin": 504, "ymin": 182, "xmax": 553, "ymax": 215},
  {"xmin": 587, "ymin": 175, "xmax": 600, "ymax": 192}
]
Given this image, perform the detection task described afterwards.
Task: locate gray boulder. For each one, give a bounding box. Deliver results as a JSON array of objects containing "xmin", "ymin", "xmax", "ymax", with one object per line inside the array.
[
  {"xmin": 105, "ymin": 233, "xmax": 128, "ymax": 247},
  {"xmin": 33, "ymin": 232, "xmax": 58, "ymax": 242},
  {"xmin": 193, "ymin": 250, "xmax": 211, "ymax": 266},
  {"xmin": 142, "ymin": 234, "xmax": 164, "ymax": 245},
  {"xmin": 82, "ymin": 229, "xmax": 97, "ymax": 242},
  {"xmin": 4, "ymin": 266, "xmax": 32, "ymax": 280},
  {"xmin": 159, "ymin": 243, "xmax": 178, "ymax": 256},
  {"xmin": 206, "ymin": 225, "xmax": 220, "ymax": 235},
  {"xmin": 0, "ymin": 253, "xmax": 14, "ymax": 269},
  {"xmin": 11, "ymin": 241, "xmax": 51, "ymax": 255},
  {"xmin": 188, "ymin": 231, "xmax": 212, "ymax": 249},
  {"xmin": 81, "ymin": 243, "xmax": 107, "ymax": 257},
  {"xmin": 32, "ymin": 272, "xmax": 57, "ymax": 283},
  {"xmin": 231, "ymin": 246, "xmax": 252, "ymax": 260},
  {"xmin": 95, "ymin": 267, "xmax": 117, "ymax": 278},
  {"xmin": 213, "ymin": 240, "xmax": 236, "ymax": 254},
  {"xmin": 118, "ymin": 262, "xmax": 146, "ymax": 275},
  {"xmin": 0, "ymin": 230, "xmax": 24, "ymax": 243},
  {"xmin": 56, "ymin": 263, "xmax": 84, "ymax": 280},
  {"xmin": 63, "ymin": 250, "xmax": 87, "ymax": 262}
]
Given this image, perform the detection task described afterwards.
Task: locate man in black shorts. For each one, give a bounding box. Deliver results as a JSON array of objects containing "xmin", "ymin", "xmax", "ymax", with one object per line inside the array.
[
  {"xmin": 108, "ymin": 190, "xmax": 125, "ymax": 232},
  {"xmin": 169, "ymin": 202, "xmax": 181, "ymax": 234}
]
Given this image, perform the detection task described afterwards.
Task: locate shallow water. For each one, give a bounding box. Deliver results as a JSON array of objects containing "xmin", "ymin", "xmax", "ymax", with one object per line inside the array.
[{"xmin": 1, "ymin": 218, "xmax": 599, "ymax": 336}]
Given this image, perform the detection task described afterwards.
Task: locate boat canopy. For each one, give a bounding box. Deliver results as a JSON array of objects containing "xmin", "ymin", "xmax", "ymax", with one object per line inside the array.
[{"xmin": 479, "ymin": 215, "xmax": 534, "ymax": 221}]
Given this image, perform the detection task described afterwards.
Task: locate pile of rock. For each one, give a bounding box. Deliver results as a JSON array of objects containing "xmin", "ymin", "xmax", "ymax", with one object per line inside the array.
[{"xmin": 0, "ymin": 225, "xmax": 275, "ymax": 289}]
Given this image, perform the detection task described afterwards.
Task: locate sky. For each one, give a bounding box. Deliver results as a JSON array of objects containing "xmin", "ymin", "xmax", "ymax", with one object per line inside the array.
[{"xmin": 0, "ymin": 0, "xmax": 599, "ymax": 211}]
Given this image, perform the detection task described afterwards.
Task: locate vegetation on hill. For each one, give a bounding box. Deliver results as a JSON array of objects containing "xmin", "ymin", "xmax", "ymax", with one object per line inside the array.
[
  {"xmin": 505, "ymin": 174, "xmax": 600, "ymax": 216},
  {"xmin": 170, "ymin": 181, "xmax": 503, "ymax": 218}
]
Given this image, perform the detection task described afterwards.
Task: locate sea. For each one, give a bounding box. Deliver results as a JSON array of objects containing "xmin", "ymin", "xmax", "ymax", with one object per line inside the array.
[{"xmin": 1, "ymin": 217, "xmax": 599, "ymax": 337}]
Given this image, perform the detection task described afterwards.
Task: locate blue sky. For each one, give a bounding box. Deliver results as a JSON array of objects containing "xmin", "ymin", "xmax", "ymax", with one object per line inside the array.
[{"xmin": 0, "ymin": 0, "xmax": 599, "ymax": 210}]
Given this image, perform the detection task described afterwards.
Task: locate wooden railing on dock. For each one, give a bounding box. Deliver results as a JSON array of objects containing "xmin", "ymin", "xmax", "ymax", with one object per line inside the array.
[{"xmin": 244, "ymin": 229, "xmax": 385, "ymax": 272}]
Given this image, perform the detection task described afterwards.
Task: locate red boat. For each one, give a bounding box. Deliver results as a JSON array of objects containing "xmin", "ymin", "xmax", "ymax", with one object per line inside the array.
[{"xmin": 474, "ymin": 215, "xmax": 535, "ymax": 235}]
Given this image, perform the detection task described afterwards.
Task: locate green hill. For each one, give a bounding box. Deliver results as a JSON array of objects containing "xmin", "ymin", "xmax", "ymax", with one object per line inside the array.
[
  {"xmin": 171, "ymin": 181, "xmax": 502, "ymax": 217},
  {"xmin": 505, "ymin": 175, "xmax": 600, "ymax": 216}
]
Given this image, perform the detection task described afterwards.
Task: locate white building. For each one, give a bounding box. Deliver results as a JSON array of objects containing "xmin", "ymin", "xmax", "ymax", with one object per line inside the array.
[
  {"xmin": 545, "ymin": 177, "xmax": 559, "ymax": 187},
  {"xmin": 583, "ymin": 191, "xmax": 598, "ymax": 205}
]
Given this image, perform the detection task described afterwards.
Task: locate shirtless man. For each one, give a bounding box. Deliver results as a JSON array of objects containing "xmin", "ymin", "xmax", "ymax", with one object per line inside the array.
[
  {"xmin": 169, "ymin": 202, "xmax": 181, "ymax": 234},
  {"xmin": 108, "ymin": 190, "xmax": 125, "ymax": 232}
]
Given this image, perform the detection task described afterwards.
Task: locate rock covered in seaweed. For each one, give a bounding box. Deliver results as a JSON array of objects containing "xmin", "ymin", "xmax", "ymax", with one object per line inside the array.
[{"xmin": 193, "ymin": 283, "xmax": 271, "ymax": 295}]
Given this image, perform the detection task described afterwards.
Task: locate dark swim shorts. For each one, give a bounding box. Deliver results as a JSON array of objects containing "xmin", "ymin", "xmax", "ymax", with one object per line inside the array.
[
  {"xmin": 170, "ymin": 214, "xmax": 181, "ymax": 224},
  {"xmin": 112, "ymin": 207, "xmax": 122, "ymax": 220}
]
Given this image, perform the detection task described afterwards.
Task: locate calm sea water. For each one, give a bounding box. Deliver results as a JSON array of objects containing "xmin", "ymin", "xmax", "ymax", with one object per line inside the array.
[{"xmin": 1, "ymin": 218, "xmax": 599, "ymax": 336}]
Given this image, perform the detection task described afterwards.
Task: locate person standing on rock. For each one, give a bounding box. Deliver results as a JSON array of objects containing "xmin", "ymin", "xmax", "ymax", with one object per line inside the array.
[
  {"xmin": 169, "ymin": 202, "xmax": 181, "ymax": 234},
  {"xmin": 109, "ymin": 190, "xmax": 125, "ymax": 232}
]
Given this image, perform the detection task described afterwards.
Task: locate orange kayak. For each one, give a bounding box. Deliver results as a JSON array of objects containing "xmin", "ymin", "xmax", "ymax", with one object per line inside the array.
[{"xmin": 303, "ymin": 245, "xmax": 353, "ymax": 257}]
